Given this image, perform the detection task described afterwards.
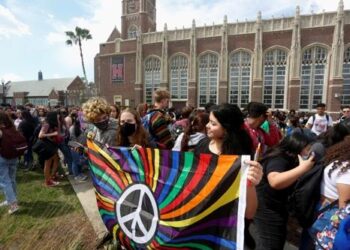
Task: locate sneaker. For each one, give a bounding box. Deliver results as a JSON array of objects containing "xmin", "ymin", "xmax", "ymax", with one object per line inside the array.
[
  {"xmin": 45, "ymin": 180, "xmax": 60, "ymax": 187},
  {"xmin": 8, "ymin": 203, "xmax": 19, "ymax": 214},
  {"xmin": 0, "ymin": 200, "xmax": 8, "ymax": 207},
  {"xmin": 74, "ymin": 175, "xmax": 88, "ymax": 182}
]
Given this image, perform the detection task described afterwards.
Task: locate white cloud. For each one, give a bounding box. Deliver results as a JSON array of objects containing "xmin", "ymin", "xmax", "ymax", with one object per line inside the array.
[
  {"xmin": 0, "ymin": 4, "xmax": 31, "ymax": 39},
  {"xmin": 0, "ymin": 73, "xmax": 23, "ymax": 82},
  {"xmin": 43, "ymin": 0, "xmax": 345, "ymax": 81}
]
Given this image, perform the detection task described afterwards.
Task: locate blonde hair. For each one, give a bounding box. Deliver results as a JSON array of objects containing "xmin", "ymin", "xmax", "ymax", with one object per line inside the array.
[
  {"xmin": 154, "ymin": 89, "xmax": 170, "ymax": 103},
  {"xmin": 82, "ymin": 97, "xmax": 111, "ymax": 122}
]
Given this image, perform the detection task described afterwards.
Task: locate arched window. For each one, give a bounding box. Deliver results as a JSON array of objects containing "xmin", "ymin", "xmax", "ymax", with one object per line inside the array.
[
  {"xmin": 198, "ymin": 53, "xmax": 219, "ymax": 106},
  {"xmin": 229, "ymin": 51, "xmax": 251, "ymax": 107},
  {"xmin": 300, "ymin": 46, "xmax": 327, "ymax": 109},
  {"xmin": 128, "ymin": 25, "xmax": 138, "ymax": 39},
  {"xmin": 263, "ymin": 49, "xmax": 287, "ymax": 109},
  {"xmin": 170, "ymin": 55, "xmax": 188, "ymax": 100},
  {"xmin": 342, "ymin": 47, "xmax": 350, "ymax": 105},
  {"xmin": 144, "ymin": 57, "xmax": 161, "ymax": 104}
]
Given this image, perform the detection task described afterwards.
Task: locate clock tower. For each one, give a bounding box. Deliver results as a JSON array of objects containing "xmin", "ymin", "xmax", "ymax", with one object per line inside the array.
[{"xmin": 121, "ymin": 0, "xmax": 156, "ymax": 39}]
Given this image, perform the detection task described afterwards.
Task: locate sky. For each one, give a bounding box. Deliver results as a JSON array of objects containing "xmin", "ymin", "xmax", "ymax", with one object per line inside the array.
[{"xmin": 0, "ymin": 0, "xmax": 348, "ymax": 83}]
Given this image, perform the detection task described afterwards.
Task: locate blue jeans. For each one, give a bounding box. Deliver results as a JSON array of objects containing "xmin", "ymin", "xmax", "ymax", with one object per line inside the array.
[
  {"xmin": 0, "ymin": 156, "xmax": 18, "ymax": 204},
  {"xmin": 70, "ymin": 149, "xmax": 83, "ymax": 177},
  {"xmin": 58, "ymin": 142, "xmax": 73, "ymax": 174}
]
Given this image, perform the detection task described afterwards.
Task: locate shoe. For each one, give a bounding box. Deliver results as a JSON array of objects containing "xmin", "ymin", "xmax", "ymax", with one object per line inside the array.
[
  {"xmin": 8, "ymin": 203, "xmax": 19, "ymax": 214},
  {"xmin": 74, "ymin": 175, "xmax": 88, "ymax": 182},
  {"xmin": 45, "ymin": 180, "xmax": 60, "ymax": 187},
  {"xmin": 0, "ymin": 200, "xmax": 8, "ymax": 207}
]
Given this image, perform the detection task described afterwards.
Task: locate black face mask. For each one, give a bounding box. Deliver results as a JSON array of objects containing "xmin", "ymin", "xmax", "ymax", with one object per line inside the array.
[
  {"xmin": 121, "ymin": 123, "xmax": 136, "ymax": 137},
  {"xmin": 93, "ymin": 119, "xmax": 109, "ymax": 131}
]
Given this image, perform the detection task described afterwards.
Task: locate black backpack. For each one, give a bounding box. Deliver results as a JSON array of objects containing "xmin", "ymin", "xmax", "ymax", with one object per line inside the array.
[{"xmin": 288, "ymin": 160, "xmax": 324, "ymax": 228}]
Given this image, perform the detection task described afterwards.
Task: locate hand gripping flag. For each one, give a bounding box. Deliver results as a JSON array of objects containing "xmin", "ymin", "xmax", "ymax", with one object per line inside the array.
[{"xmin": 87, "ymin": 139, "xmax": 249, "ymax": 250}]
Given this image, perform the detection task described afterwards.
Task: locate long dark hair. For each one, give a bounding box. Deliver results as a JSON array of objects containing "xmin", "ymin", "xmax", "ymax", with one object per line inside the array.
[
  {"xmin": 21, "ymin": 109, "xmax": 36, "ymax": 124},
  {"xmin": 45, "ymin": 111, "xmax": 58, "ymax": 129},
  {"xmin": 261, "ymin": 131, "xmax": 311, "ymax": 164},
  {"xmin": 181, "ymin": 112, "xmax": 209, "ymax": 151},
  {"xmin": 318, "ymin": 122, "xmax": 350, "ymax": 148},
  {"xmin": 0, "ymin": 111, "xmax": 15, "ymax": 129},
  {"xmin": 210, "ymin": 103, "xmax": 252, "ymax": 155},
  {"xmin": 71, "ymin": 113, "xmax": 82, "ymax": 138}
]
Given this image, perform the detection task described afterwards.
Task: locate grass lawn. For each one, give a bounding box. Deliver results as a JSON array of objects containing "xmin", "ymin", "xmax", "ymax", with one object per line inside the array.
[{"xmin": 0, "ymin": 167, "xmax": 97, "ymax": 249}]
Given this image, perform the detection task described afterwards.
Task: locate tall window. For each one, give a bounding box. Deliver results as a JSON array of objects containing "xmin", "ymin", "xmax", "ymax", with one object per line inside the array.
[
  {"xmin": 343, "ymin": 47, "xmax": 350, "ymax": 105},
  {"xmin": 229, "ymin": 51, "xmax": 251, "ymax": 107},
  {"xmin": 128, "ymin": 25, "xmax": 138, "ymax": 39},
  {"xmin": 300, "ymin": 46, "xmax": 327, "ymax": 109},
  {"xmin": 263, "ymin": 49, "xmax": 287, "ymax": 109},
  {"xmin": 170, "ymin": 55, "xmax": 188, "ymax": 100},
  {"xmin": 144, "ymin": 57, "xmax": 161, "ymax": 104},
  {"xmin": 198, "ymin": 53, "xmax": 219, "ymax": 106}
]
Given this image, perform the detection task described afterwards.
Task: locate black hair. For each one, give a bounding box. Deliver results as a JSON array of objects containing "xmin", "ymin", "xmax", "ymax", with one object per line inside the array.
[
  {"xmin": 318, "ymin": 122, "xmax": 350, "ymax": 148},
  {"xmin": 316, "ymin": 103, "xmax": 326, "ymax": 108},
  {"xmin": 21, "ymin": 109, "xmax": 36, "ymax": 124},
  {"xmin": 45, "ymin": 111, "xmax": 58, "ymax": 129},
  {"xmin": 71, "ymin": 113, "xmax": 82, "ymax": 138},
  {"xmin": 210, "ymin": 103, "xmax": 253, "ymax": 155},
  {"xmin": 246, "ymin": 102, "xmax": 268, "ymax": 118},
  {"xmin": 262, "ymin": 131, "xmax": 311, "ymax": 164}
]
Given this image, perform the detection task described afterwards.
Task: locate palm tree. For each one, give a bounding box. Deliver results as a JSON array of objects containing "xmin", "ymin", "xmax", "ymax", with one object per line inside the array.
[{"xmin": 65, "ymin": 27, "xmax": 92, "ymax": 84}]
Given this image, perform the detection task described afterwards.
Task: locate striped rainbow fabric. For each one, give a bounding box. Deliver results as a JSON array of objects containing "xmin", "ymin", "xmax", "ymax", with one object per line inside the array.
[{"xmin": 87, "ymin": 139, "xmax": 248, "ymax": 250}]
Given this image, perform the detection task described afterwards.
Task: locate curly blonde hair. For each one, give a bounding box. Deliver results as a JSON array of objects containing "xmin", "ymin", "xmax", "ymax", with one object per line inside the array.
[{"xmin": 82, "ymin": 97, "xmax": 111, "ymax": 122}]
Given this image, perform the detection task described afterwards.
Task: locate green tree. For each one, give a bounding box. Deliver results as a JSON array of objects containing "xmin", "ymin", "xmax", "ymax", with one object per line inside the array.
[{"xmin": 65, "ymin": 27, "xmax": 92, "ymax": 84}]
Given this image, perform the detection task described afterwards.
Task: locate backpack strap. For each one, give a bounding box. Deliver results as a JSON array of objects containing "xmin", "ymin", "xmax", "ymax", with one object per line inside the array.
[{"xmin": 317, "ymin": 199, "xmax": 339, "ymax": 215}]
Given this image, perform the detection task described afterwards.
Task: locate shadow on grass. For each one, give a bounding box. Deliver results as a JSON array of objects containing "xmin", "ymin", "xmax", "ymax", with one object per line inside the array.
[{"xmin": 17, "ymin": 200, "xmax": 75, "ymax": 218}]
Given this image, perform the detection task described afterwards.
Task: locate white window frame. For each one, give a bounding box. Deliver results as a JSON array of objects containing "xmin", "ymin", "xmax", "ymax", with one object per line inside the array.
[
  {"xmin": 169, "ymin": 54, "xmax": 189, "ymax": 101},
  {"xmin": 198, "ymin": 52, "xmax": 219, "ymax": 106},
  {"xmin": 229, "ymin": 50, "xmax": 252, "ymax": 108},
  {"xmin": 144, "ymin": 56, "xmax": 161, "ymax": 104}
]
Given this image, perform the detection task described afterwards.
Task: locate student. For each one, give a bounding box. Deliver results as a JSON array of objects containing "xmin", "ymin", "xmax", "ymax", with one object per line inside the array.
[
  {"xmin": 0, "ymin": 111, "xmax": 20, "ymax": 214},
  {"xmin": 254, "ymin": 131, "xmax": 315, "ymax": 250},
  {"xmin": 142, "ymin": 89, "xmax": 174, "ymax": 149},
  {"xmin": 195, "ymin": 103, "xmax": 263, "ymax": 219},
  {"xmin": 306, "ymin": 103, "xmax": 333, "ymax": 136},
  {"xmin": 82, "ymin": 97, "xmax": 118, "ymax": 146},
  {"xmin": 173, "ymin": 112, "xmax": 209, "ymax": 152},
  {"xmin": 310, "ymin": 136, "xmax": 350, "ymax": 250},
  {"xmin": 116, "ymin": 108, "xmax": 151, "ymax": 148},
  {"xmin": 38, "ymin": 111, "xmax": 60, "ymax": 187}
]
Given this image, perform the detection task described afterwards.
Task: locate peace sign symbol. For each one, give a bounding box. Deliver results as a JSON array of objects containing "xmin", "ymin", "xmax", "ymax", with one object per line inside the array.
[{"xmin": 116, "ymin": 184, "xmax": 159, "ymax": 245}]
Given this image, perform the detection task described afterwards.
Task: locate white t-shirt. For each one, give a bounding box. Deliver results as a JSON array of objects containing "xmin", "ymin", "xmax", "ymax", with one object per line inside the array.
[
  {"xmin": 307, "ymin": 114, "xmax": 333, "ymax": 135},
  {"xmin": 321, "ymin": 161, "xmax": 350, "ymax": 200}
]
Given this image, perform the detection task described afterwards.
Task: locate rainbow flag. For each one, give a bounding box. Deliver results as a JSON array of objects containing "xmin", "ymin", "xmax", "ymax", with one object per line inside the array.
[{"xmin": 87, "ymin": 139, "xmax": 249, "ymax": 250}]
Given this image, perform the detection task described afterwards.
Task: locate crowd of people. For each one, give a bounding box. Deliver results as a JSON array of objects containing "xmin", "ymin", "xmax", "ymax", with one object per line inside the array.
[{"xmin": 0, "ymin": 89, "xmax": 350, "ymax": 249}]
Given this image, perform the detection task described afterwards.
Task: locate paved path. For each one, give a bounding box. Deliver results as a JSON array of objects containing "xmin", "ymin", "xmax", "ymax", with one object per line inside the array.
[{"xmin": 68, "ymin": 176, "xmax": 108, "ymax": 241}]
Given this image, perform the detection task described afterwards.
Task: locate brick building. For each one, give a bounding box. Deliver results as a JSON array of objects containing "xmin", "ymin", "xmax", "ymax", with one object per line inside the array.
[
  {"xmin": 4, "ymin": 72, "xmax": 86, "ymax": 107},
  {"xmin": 95, "ymin": 0, "xmax": 350, "ymax": 114}
]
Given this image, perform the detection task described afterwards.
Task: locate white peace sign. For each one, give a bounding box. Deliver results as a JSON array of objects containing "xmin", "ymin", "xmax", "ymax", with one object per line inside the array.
[{"xmin": 116, "ymin": 184, "xmax": 159, "ymax": 245}]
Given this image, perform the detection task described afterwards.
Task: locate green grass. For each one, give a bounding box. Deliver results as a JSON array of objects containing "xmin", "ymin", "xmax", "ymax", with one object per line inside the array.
[{"xmin": 0, "ymin": 167, "xmax": 97, "ymax": 249}]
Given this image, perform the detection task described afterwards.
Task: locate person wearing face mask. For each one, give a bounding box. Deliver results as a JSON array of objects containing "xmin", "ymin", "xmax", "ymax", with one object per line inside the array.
[
  {"xmin": 254, "ymin": 131, "xmax": 315, "ymax": 250},
  {"xmin": 116, "ymin": 108, "xmax": 151, "ymax": 148},
  {"xmin": 82, "ymin": 97, "xmax": 118, "ymax": 147}
]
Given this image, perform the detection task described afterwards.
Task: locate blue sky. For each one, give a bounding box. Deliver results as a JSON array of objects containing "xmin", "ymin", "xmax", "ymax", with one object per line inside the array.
[{"xmin": 0, "ymin": 0, "xmax": 347, "ymax": 83}]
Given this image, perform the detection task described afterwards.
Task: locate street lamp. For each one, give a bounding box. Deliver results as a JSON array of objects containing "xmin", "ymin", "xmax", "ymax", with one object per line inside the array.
[{"xmin": 1, "ymin": 79, "xmax": 11, "ymax": 104}]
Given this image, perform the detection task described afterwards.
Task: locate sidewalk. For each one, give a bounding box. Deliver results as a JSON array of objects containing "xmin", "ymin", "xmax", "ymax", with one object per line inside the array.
[{"xmin": 68, "ymin": 176, "xmax": 108, "ymax": 241}]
